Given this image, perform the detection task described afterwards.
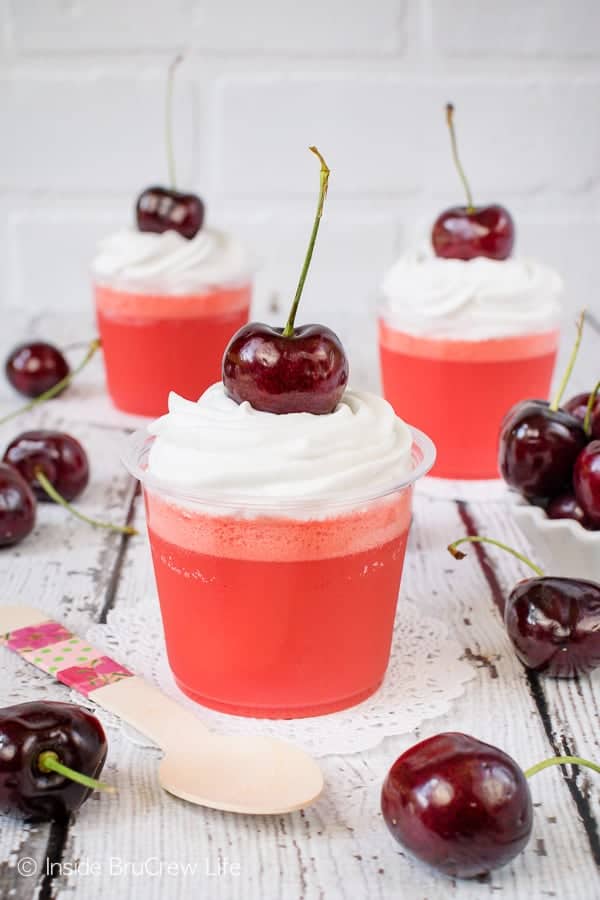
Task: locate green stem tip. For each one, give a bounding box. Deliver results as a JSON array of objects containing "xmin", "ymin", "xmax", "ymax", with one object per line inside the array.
[
  {"xmin": 550, "ymin": 309, "xmax": 586, "ymax": 412},
  {"xmin": 166, "ymin": 54, "xmax": 183, "ymax": 190},
  {"xmin": 0, "ymin": 338, "xmax": 101, "ymax": 428},
  {"xmin": 282, "ymin": 146, "xmax": 331, "ymax": 339},
  {"xmin": 583, "ymin": 379, "xmax": 600, "ymax": 436},
  {"xmin": 37, "ymin": 751, "xmax": 116, "ymax": 794},
  {"xmin": 35, "ymin": 469, "xmax": 138, "ymax": 537},
  {"xmin": 447, "ymin": 535, "xmax": 545, "ymax": 577},
  {"xmin": 524, "ymin": 755, "xmax": 600, "ymax": 780},
  {"xmin": 445, "ymin": 103, "xmax": 474, "ymax": 214}
]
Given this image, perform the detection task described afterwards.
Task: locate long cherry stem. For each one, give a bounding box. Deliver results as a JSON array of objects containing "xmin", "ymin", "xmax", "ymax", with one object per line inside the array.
[
  {"xmin": 38, "ymin": 751, "xmax": 116, "ymax": 793},
  {"xmin": 35, "ymin": 470, "xmax": 138, "ymax": 536},
  {"xmin": 550, "ymin": 310, "xmax": 585, "ymax": 412},
  {"xmin": 448, "ymin": 535, "xmax": 545, "ymax": 577},
  {"xmin": 584, "ymin": 380, "xmax": 600, "ymax": 436},
  {"xmin": 524, "ymin": 755, "xmax": 600, "ymax": 779},
  {"xmin": 445, "ymin": 104, "xmax": 474, "ymax": 213},
  {"xmin": 0, "ymin": 339, "xmax": 101, "ymax": 427},
  {"xmin": 282, "ymin": 147, "xmax": 330, "ymax": 338},
  {"xmin": 166, "ymin": 54, "xmax": 183, "ymax": 189}
]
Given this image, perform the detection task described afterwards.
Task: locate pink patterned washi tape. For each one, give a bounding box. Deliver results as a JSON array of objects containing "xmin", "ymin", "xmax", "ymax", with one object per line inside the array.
[{"xmin": 2, "ymin": 619, "xmax": 133, "ymax": 696}]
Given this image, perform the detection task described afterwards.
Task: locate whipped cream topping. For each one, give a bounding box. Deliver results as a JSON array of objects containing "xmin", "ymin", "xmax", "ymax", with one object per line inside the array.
[
  {"xmin": 380, "ymin": 249, "xmax": 563, "ymax": 340},
  {"xmin": 146, "ymin": 383, "xmax": 415, "ymax": 504},
  {"xmin": 92, "ymin": 227, "xmax": 252, "ymax": 294}
]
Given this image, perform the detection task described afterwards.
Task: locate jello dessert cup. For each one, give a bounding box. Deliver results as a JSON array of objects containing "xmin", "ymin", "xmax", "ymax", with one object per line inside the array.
[
  {"xmin": 92, "ymin": 228, "xmax": 252, "ymax": 417},
  {"xmin": 124, "ymin": 386, "xmax": 435, "ymax": 718},
  {"xmin": 378, "ymin": 251, "xmax": 562, "ymax": 480}
]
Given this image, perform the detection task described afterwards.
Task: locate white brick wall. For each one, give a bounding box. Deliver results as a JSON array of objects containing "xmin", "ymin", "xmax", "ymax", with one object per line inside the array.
[{"xmin": 1, "ymin": 0, "xmax": 599, "ymax": 390}]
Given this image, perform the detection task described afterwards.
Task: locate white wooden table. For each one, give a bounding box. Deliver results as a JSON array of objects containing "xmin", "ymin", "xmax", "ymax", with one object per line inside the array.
[{"xmin": 0, "ymin": 311, "xmax": 599, "ymax": 900}]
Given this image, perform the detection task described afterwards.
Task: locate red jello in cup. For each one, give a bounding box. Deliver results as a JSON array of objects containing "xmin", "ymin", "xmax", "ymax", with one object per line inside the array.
[
  {"xmin": 94, "ymin": 280, "xmax": 251, "ymax": 417},
  {"xmin": 124, "ymin": 422, "xmax": 435, "ymax": 718},
  {"xmin": 92, "ymin": 227, "xmax": 253, "ymax": 417},
  {"xmin": 377, "ymin": 251, "xmax": 562, "ymax": 480},
  {"xmin": 379, "ymin": 324, "xmax": 559, "ymax": 480}
]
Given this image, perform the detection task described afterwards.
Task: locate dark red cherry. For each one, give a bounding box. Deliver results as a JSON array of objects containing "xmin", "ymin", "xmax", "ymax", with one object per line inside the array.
[
  {"xmin": 223, "ymin": 323, "xmax": 348, "ymax": 415},
  {"xmin": 574, "ymin": 440, "xmax": 600, "ymax": 528},
  {"xmin": 432, "ymin": 204, "xmax": 514, "ymax": 261},
  {"xmin": 546, "ymin": 492, "xmax": 590, "ymax": 527},
  {"xmin": 5, "ymin": 342, "xmax": 69, "ymax": 399},
  {"xmin": 0, "ymin": 463, "xmax": 36, "ymax": 547},
  {"xmin": 223, "ymin": 146, "xmax": 349, "ymax": 415},
  {"xmin": 381, "ymin": 732, "xmax": 532, "ymax": 878},
  {"xmin": 499, "ymin": 400, "xmax": 586, "ymax": 502},
  {"xmin": 135, "ymin": 186, "xmax": 204, "ymax": 240},
  {"xmin": 563, "ymin": 391, "xmax": 600, "ymax": 440},
  {"xmin": 506, "ymin": 576, "xmax": 600, "ymax": 677},
  {"xmin": 4, "ymin": 431, "xmax": 89, "ymax": 503},
  {"xmin": 432, "ymin": 104, "xmax": 514, "ymax": 261}
]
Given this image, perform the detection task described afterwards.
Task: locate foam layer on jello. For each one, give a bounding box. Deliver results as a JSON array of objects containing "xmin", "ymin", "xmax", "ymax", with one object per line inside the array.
[
  {"xmin": 145, "ymin": 488, "xmax": 412, "ymax": 561},
  {"xmin": 379, "ymin": 320, "xmax": 559, "ymax": 361},
  {"xmin": 380, "ymin": 249, "xmax": 562, "ymax": 340},
  {"xmin": 95, "ymin": 282, "xmax": 251, "ymax": 321}
]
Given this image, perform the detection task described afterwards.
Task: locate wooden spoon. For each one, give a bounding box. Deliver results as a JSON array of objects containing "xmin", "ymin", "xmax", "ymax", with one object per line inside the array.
[{"xmin": 0, "ymin": 605, "xmax": 324, "ymax": 815}]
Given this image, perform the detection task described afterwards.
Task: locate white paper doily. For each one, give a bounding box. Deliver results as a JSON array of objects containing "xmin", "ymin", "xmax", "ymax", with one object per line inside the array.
[{"xmin": 85, "ymin": 599, "xmax": 476, "ymax": 758}]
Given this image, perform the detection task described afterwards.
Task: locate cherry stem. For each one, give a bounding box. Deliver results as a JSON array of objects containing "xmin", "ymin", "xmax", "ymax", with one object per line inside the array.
[
  {"xmin": 166, "ymin": 54, "xmax": 183, "ymax": 190},
  {"xmin": 35, "ymin": 469, "xmax": 138, "ymax": 536},
  {"xmin": 445, "ymin": 103, "xmax": 474, "ymax": 214},
  {"xmin": 448, "ymin": 535, "xmax": 545, "ymax": 577},
  {"xmin": 37, "ymin": 750, "xmax": 116, "ymax": 794},
  {"xmin": 0, "ymin": 338, "xmax": 101, "ymax": 427},
  {"xmin": 282, "ymin": 146, "xmax": 330, "ymax": 339},
  {"xmin": 583, "ymin": 379, "xmax": 600, "ymax": 436},
  {"xmin": 524, "ymin": 755, "xmax": 600, "ymax": 780},
  {"xmin": 550, "ymin": 309, "xmax": 585, "ymax": 412}
]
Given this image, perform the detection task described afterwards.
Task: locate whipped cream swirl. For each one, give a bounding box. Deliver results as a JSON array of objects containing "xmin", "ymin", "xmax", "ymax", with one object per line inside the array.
[
  {"xmin": 146, "ymin": 384, "xmax": 415, "ymax": 504},
  {"xmin": 381, "ymin": 249, "xmax": 563, "ymax": 339},
  {"xmin": 92, "ymin": 227, "xmax": 252, "ymax": 293}
]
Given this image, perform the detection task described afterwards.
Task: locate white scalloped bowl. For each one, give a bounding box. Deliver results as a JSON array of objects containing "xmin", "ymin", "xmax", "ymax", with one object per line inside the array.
[{"xmin": 512, "ymin": 497, "xmax": 600, "ymax": 581}]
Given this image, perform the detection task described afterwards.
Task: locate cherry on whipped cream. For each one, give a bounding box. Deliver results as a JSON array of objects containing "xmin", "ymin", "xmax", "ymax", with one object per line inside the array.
[
  {"xmin": 223, "ymin": 147, "xmax": 348, "ymax": 415},
  {"xmin": 431, "ymin": 104, "xmax": 514, "ymax": 261},
  {"xmin": 136, "ymin": 56, "xmax": 204, "ymax": 241}
]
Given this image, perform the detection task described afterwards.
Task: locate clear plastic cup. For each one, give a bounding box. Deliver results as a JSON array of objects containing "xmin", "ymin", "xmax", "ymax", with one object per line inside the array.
[
  {"xmin": 94, "ymin": 277, "xmax": 252, "ymax": 417},
  {"xmin": 124, "ymin": 426, "xmax": 435, "ymax": 718},
  {"xmin": 378, "ymin": 317, "xmax": 559, "ymax": 480}
]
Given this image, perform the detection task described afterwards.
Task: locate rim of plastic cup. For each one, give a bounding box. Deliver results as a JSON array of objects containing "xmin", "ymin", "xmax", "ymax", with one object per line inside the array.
[{"xmin": 121, "ymin": 425, "xmax": 437, "ymax": 515}]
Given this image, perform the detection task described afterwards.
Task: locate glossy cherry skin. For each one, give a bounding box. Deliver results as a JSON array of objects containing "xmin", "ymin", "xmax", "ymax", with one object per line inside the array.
[
  {"xmin": 5, "ymin": 342, "xmax": 69, "ymax": 399},
  {"xmin": 0, "ymin": 463, "xmax": 36, "ymax": 547},
  {"xmin": 499, "ymin": 400, "xmax": 587, "ymax": 502},
  {"xmin": 4, "ymin": 431, "xmax": 89, "ymax": 503},
  {"xmin": 563, "ymin": 392, "xmax": 600, "ymax": 440},
  {"xmin": 222, "ymin": 323, "xmax": 349, "ymax": 415},
  {"xmin": 381, "ymin": 732, "xmax": 532, "ymax": 878},
  {"xmin": 431, "ymin": 204, "xmax": 514, "ymax": 261},
  {"xmin": 0, "ymin": 701, "xmax": 107, "ymax": 822},
  {"xmin": 574, "ymin": 440, "xmax": 600, "ymax": 527},
  {"xmin": 546, "ymin": 492, "xmax": 590, "ymax": 527},
  {"xmin": 506, "ymin": 577, "xmax": 600, "ymax": 677},
  {"xmin": 136, "ymin": 186, "xmax": 204, "ymax": 240}
]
